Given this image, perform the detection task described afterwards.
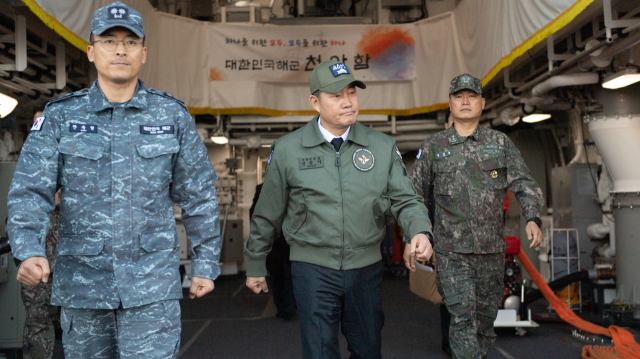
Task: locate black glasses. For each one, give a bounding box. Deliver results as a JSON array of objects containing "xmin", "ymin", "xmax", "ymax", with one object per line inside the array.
[{"xmin": 91, "ymin": 37, "xmax": 143, "ymax": 51}]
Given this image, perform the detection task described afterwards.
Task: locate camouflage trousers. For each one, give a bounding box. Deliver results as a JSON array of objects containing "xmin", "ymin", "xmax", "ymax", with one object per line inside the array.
[
  {"xmin": 20, "ymin": 211, "xmax": 59, "ymax": 359},
  {"xmin": 436, "ymin": 251, "xmax": 504, "ymax": 359},
  {"xmin": 60, "ymin": 300, "xmax": 181, "ymax": 359}
]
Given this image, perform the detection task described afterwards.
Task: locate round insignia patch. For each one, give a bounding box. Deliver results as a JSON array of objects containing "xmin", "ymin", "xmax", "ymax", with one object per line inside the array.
[
  {"xmin": 353, "ymin": 149, "xmax": 375, "ymax": 171},
  {"xmin": 490, "ymin": 170, "xmax": 498, "ymax": 179}
]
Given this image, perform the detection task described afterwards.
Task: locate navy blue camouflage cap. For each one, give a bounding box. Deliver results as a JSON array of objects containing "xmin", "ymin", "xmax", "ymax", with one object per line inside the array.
[
  {"xmin": 91, "ymin": 1, "xmax": 145, "ymax": 39},
  {"xmin": 449, "ymin": 73, "xmax": 482, "ymax": 95}
]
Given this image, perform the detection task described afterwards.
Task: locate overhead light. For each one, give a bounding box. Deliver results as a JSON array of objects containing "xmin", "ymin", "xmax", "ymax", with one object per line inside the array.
[
  {"xmin": 210, "ymin": 135, "xmax": 228, "ymax": 144},
  {"xmin": 235, "ymin": 1, "xmax": 248, "ymax": 6},
  {"xmin": 261, "ymin": 144, "xmax": 271, "ymax": 148},
  {"xmin": 602, "ymin": 68, "xmax": 640, "ymax": 89},
  {"xmin": 522, "ymin": 114, "xmax": 551, "ymax": 123},
  {"xmin": 0, "ymin": 92, "xmax": 18, "ymax": 118}
]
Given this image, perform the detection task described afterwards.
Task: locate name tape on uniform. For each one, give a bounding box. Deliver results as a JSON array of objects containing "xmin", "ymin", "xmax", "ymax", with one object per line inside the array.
[
  {"xmin": 481, "ymin": 144, "xmax": 501, "ymax": 155},
  {"xmin": 299, "ymin": 156, "xmax": 324, "ymax": 170},
  {"xmin": 140, "ymin": 125, "xmax": 174, "ymax": 135},
  {"xmin": 435, "ymin": 150, "xmax": 452, "ymax": 159},
  {"xmin": 70, "ymin": 123, "xmax": 98, "ymax": 133},
  {"xmin": 31, "ymin": 116, "xmax": 46, "ymax": 132}
]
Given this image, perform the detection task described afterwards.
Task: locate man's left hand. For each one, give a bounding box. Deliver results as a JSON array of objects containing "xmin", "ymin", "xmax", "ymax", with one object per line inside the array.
[
  {"xmin": 403, "ymin": 233, "xmax": 433, "ymax": 271},
  {"xmin": 189, "ymin": 276, "xmax": 214, "ymax": 299},
  {"xmin": 526, "ymin": 221, "xmax": 543, "ymax": 248}
]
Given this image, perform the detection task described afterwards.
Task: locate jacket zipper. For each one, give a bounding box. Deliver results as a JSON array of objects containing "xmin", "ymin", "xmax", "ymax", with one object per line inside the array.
[{"xmin": 329, "ymin": 143, "xmax": 345, "ymax": 269}]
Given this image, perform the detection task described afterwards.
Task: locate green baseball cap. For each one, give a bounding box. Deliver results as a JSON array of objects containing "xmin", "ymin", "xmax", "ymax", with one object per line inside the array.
[
  {"xmin": 449, "ymin": 73, "xmax": 482, "ymax": 95},
  {"xmin": 309, "ymin": 60, "xmax": 366, "ymax": 94}
]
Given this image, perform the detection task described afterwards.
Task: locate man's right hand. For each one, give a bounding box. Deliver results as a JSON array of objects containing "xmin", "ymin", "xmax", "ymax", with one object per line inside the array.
[
  {"xmin": 17, "ymin": 256, "xmax": 50, "ymax": 287},
  {"xmin": 246, "ymin": 277, "xmax": 269, "ymax": 294}
]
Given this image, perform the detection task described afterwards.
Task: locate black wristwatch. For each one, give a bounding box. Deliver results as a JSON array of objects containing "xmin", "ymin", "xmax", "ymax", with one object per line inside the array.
[
  {"xmin": 527, "ymin": 217, "xmax": 542, "ymax": 228},
  {"xmin": 419, "ymin": 231, "xmax": 434, "ymax": 247}
]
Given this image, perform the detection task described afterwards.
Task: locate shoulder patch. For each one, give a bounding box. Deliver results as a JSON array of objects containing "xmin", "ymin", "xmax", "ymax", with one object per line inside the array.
[
  {"xmin": 147, "ymin": 88, "xmax": 187, "ymax": 110},
  {"xmin": 417, "ymin": 148, "xmax": 423, "ymax": 159},
  {"xmin": 31, "ymin": 116, "xmax": 46, "ymax": 131},
  {"xmin": 395, "ymin": 146, "xmax": 402, "ymax": 159},
  {"xmin": 46, "ymin": 89, "xmax": 89, "ymax": 108}
]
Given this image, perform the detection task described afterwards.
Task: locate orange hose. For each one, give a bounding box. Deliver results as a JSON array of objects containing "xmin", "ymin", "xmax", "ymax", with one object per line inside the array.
[{"xmin": 515, "ymin": 247, "xmax": 640, "ymax": 358}]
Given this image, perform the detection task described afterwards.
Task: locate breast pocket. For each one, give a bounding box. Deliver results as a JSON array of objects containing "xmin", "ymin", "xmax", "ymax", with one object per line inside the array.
[
  {"xmin": 433, "ymin": 160, "xmax": 457, "ymax": 196},
  {"xmin": 479, "ymin": 157, "xmax": 507, "ymax": 190},
  {"xmin": 134, "ymin": 138, "xmax": 180, "ymax": 191},
  {"xmin": 58, "ymin": 137, "xmax": 105, "ymax": 193}
]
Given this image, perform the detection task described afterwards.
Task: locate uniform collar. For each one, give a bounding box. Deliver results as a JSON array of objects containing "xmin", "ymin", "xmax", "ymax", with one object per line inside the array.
[
  {"xmin": 318, "ymin": 117, "xmax": 350, "ymax": 143},
  {"xmin": 88, "ymin": 79, "xmax": 149, "ymax": 112},
  {"xmin": 347, "ymin": 120, "xmax": 369, "ymax": 147},
  {"xmin": 303, "ymin": 115, "xmax": 369, "ymax": 148},
  {"xmin": 445, "ymin": 123, "xmax": 482, "ymax": 145}
]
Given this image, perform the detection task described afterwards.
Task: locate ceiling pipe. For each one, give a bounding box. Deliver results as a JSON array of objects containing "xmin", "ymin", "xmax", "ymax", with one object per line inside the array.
[
  {"xmin": 485, "ymin": 73, "xmax": 600, "ymax": 125},
  {"xmin": 530, "ymin": 72, "xmax": 600, "ymax": 97},
  {"xmin": 579, "ymin": 31, "xmax": 640, "ymax": 70}
]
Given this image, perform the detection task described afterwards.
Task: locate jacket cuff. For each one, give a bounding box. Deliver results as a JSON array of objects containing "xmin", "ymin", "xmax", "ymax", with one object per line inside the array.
[
  {"xmin": 191, "ymin": 260, "xmax": 220, "ymax": 281},
  {"xmin": 244, "ymin": 255, "xmax": 268, "ymax": 277},
  {"xmin": 405, "ymin": 222, "xmax": 433, "ymax": 243},
  {"xmin": 13, "ymin": 248, "xmax": 47, "ymax": 262},
  {"xmin": 522, "ymin": 208, "xmax": 540, "ymax": 221}
]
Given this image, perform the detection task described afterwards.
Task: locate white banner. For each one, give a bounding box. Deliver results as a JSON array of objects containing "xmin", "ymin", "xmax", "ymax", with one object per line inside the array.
[
  {"xmin": 209, "ymin": 25, "xmax": 417, "ymax": 82},
  {"xmin": 30, "ymin": 0, "xmax": 593, "ymax": 114}
]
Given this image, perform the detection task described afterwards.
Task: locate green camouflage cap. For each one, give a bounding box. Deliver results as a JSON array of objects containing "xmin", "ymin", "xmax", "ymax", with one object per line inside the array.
[
  {"xmin": 91, "ymin": 1, "xmax": 145, "ymax": 39},
  {"xmin": 449, "ymin": 73, "xmax": 482, "ymax": 95},
  {"xmin": 309, "ymin": 60, "xmax": 366, "ymax": 94}
]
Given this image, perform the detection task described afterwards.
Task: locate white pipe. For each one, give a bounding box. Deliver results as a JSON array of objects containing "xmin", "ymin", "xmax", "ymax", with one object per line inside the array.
[
  {"xmin": 568, "ymin": 111, "xmax": 585, "ymax": 165},
  {"xmin": 587, "ymin": 222, "xmax": 610, "ymax": 239},
  {"xmin": 531, "ymin": 73, "xmax": 599, "ymax": 97},
  {"xmin": 606, "ymin": 214, "xmax": 615, "ymax": 257}
]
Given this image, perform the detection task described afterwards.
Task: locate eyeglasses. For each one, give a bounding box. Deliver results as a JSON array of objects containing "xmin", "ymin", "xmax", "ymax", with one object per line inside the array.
[{"xmin": 91, "ymin": 37, "xmax": 143, "ymax": 51}]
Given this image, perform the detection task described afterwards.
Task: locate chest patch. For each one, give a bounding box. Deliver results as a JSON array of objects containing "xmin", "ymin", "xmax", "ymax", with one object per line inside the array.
[
  {"xmin": 70, "ymin": 123, "xmax": 98, "ymax": 133},
  {"xmin": 435, "ymin": 150, "xmax": 453, "ymax": 159},
  {"xmin": 353, "ymin": 149, "xmax": 375, "ymax": 171},
  {"xmin": 299, "ymin": 157, "xmax": 324, "ymax": 170},
  {"xmin": 481, "ymin": 144, "xmax": 501, "ymax": 156},
  {"xmin": 140, "ymin": 125, "xmax": 174, "ymax": 135}
]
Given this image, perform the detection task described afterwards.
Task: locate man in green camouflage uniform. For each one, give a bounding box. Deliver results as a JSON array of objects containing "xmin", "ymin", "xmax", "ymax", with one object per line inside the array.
[
  {"xmin": 20, "ymin": 208, "xmax": 58, "ymax": 359},
  {"xmin": 409, "ymin": 74, "xmax": 544, "ymax": 359}
]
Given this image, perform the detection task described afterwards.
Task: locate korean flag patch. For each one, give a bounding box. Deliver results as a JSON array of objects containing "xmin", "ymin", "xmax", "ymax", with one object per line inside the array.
[
  {"xmin": 268, "ymin": 151, "xmax": 273, "ymax": 165},
  {"xmin": 330, "ymin": 63, "xmax": 350, "ymax": 77},
  {"xmin": 31, "ymin": 116, "xmax": 46, "ymax": 132},
  {"xmin": 395, "ymin": 146, "xmax": 402, "ymax": 159},
  {"xmin": 108, "ymin": 6, "xmax": 128, "ymax": 20},
  {"xmin": 416, "ymin": 148, "xmax": 423, "ymax": 159}
]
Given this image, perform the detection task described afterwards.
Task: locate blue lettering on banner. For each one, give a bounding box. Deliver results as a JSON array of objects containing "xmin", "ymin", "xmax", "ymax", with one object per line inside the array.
[
  {"xmin": 140, "ymin": 125, "xmax": 175, "ymax": 135},
  {"xmin": 70, "ymin": 123, "xmax": 98, "ymax": 133}
]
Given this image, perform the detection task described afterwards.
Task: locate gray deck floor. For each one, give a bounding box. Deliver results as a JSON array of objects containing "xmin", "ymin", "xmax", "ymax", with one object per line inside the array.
[
  {"xmin": 176, "ymin": 274, "xmax": 637, "ymax": 359},
  {"xmin": 6, "ymin": 273, "xmax": 633, "ymax": 358}
]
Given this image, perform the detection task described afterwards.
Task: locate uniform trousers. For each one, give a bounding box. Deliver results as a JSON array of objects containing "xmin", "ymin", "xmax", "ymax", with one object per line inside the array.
[
  {"xmin": 436, "ymin": 251, "xmax": 504, "ymax": 359},
  {"xmin": 291, "ymin": 261, "xmax": 384, "ymax": 359},
  {"xmin": 60, "ymin": 300, "xmax": 181, "ymax": 359}
]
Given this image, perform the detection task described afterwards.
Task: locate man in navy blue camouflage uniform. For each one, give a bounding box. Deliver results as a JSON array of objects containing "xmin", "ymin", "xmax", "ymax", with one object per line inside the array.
[{"xmin": 7, "ymin": 2, "xmax": 221, "ymax": 358}]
